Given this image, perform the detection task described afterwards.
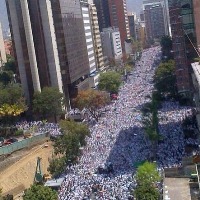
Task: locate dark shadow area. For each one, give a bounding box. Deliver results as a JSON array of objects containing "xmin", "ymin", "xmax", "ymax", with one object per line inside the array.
[
  {"xmin": 105, "ymin": 125, "xmax": 151, "ymax": 177},
  {"xmin": 104, "ymin": 119, "xmax": 199, "ymax": 177}
]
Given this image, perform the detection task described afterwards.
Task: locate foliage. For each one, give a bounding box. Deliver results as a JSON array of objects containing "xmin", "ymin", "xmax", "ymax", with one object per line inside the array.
[
  {"xmin": 4, "ymin": 56, "xmax": 16, "ymax": 73},
  {"xmin": 136, "ymin": 162, "xmax": 161, "ymax": 184},
  {"xmin": 48, "ymin": 157, "xmax": 66, "ymax": 178},
  {"xmin": 73, "ymin": 89, "xmax": 110, "ymax": 121},
  {"xmin": 134, "ymin": 162, "xmax": 161, "ymax": 200},
  {"xmin": 160, "ymin": 35, "xmax": 173, "ymax": 60},
  {"xmin": 124, "ymin": 63, "xmax": 133, "ymax": 74},
  {"xmin": 33, "ymin": 87, "xmax": 64, "ymax": 122},
  {"xmin": 14, "ymin": 129, "xmax": 24, "ymax": 136},
  {"xmin": 54, "ymin": 120, "xmax": 90, "ymax": 156},
  {"xmin": 131, "ymin": 39, "xmax": 142, "ymax": 53},
  {"xmin": 142, "ymin": 93, "xmax": 160, "ymax": 159},
  {"xmin": 49, "ymin": 120, "xmax": 90, "ymax": 176},
  {"xmin": 98, "ymin": 71, "xmax": 122, "ymax": 94},
  {"xmin": 2, "ymin": 195, "xmax": 13, "ymax": 200},
  {"xmin": 0, "ymin": 58, "xmax": 17, "ymax": 86},
  {"xmin": 59, "ymin": 120, "xmax": 90, "ymax": 146},
  {"xmin": 0, "ymin": 84, "xmax": 27, "ymax": 124},
  {"xmin": 154, "ymin": 60, "xmax": 177, "ymax": 98},
  {"xmin": 134, "ymin": 184, "xmax": 160, "ymax": 200},
  {"xmin": 23, "ymin": 184, "xmax": 57, "ymax": 200},
  {"xmin": 0, "ymin": 71, "xmax": 13, "ymax": 86}
]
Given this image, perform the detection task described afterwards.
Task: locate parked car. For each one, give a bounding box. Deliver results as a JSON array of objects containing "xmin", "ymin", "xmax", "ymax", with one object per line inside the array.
[
  {"xmin": 0, "ymin": 137, "xmax": 4, "ymax": 147},
  {"xmin": 4, "ymin": 138, "xmax": 18, "ymax": 145}
]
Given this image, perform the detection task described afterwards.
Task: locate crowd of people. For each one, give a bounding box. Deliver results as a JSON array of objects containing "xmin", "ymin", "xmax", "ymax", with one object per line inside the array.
[
  {"xmin": 15, "ymin": 120, "xmax": 62, "ymax": 137},
  {"xmin": 58, "ymin": 46, "xmax": 193, "ymax": 200},
  {"xmin": 13, "ymin": 46, "xmax": 197, "ymax": 199}
]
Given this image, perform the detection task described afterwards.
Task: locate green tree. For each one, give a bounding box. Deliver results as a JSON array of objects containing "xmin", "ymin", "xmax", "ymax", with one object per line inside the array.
[
  {"xmin": 98, "ymin": 71, "xmax": 122, "ymax": 94},
  {"xmin": 0, "ymin": 71, "xmax": 13, "ymax": 85},
  {"xmin": 48, "ymin": 157, "xmax": 66, "ymax": 178},
  {"xmin": 0, "ymin": 84, "xmax": 27, "ymax": 124},
  {"xmin": 160, "ymin": 35, "xmax": 173, "ymax": 60},
  {"xmin": 133, "ymin": 162, "xmax": 161, "ymax": 200},
  {"xmin": 33, "ymin": 87, "xmax": 64, "ymax": 122},
  {"xmin": 50, "ymin": 120, "xmax": 90, "ymax": 176},
  {"xmin": 136, "ymin": 162, "xmax": 161, "ymax": 184},
  {"xmin": 23, "ymin": 184, "xmax": 57, "ymax": 200},
  {"xmin": 59, "ymin": 120, "xmax": 90, "ymax": 146},
  {"xmin": 142, "ymin": 93, "xmax": 161, "ymax": 160},
  {"xmin": 154, "ymin": 60, "xmax": 177, "ymax": 98},
  {"xmin": 134, "ymin": 184, "xmax": 160, "ymax": 200},
  {"xmin": 73, "ymin": 89, "xmax": 110, "ymax": 121}
]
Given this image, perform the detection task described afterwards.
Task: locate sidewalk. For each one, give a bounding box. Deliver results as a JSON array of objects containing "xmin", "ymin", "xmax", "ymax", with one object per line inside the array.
[{"xmin": 164, "ymin": 178, "xmax": 191, "ymax": 200}]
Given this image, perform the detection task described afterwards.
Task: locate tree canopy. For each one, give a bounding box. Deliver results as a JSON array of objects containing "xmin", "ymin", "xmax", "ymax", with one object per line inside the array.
[
  {"xmin": 153, "ymin": 60, "xmax": 177, "ymax": 98},
  {"xmin": 135, "ymin": 162, "xmax": 161, "ymax": 184},
  {"xmin": 48, "ymin": 120, "xmax": 90, "ymax": 177},
  {"xmin": 23, "ymin": 184, "xmax": 57, "ymax": 200},
  {"xmin": 33, "ymin": 87, "xmax": 64, "ymax": 122},
  {"xmin": 98, "ymin": 71, "xmax": 122, "ymax": 94},
  {"xmin": 73, "ymin": 89, "xmax": 110, "ymax": 121},
  {"xmin": 0, "ymin": 84, "xmax": 27, "ymax": 123},
  {"xmin": 134, "ymin": 162, "xmax": 161, "ymax": 200},
  {"xmin": 0, "ymin": 57, "xmax": 17, "ymax": 86}
]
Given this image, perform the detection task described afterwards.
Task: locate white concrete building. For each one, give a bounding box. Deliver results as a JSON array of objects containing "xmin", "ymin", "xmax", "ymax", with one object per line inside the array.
[
  {"xmin": 81, "ymin": 1, "xmax": 99, "ymax": 88},
  {"xmin": 101, "ymin": 27, "xmax": 122, "ymax": 60}
]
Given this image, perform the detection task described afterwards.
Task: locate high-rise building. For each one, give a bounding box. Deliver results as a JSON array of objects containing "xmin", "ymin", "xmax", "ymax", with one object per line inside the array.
[
  {"xmin": 0, "ymin": 22, "xmax": 7, "ymax": 67},
  {"xmin": 169, "ymin": 0, "xmax": 197, "ymax": 95},
  {"xmin": 101, "ymin": 27, "xmax": 122, "ymax": 60},
  {"xmin": 193, "ymin": 0, "xmax": 200, "ymax": 52},
  {"xmin": 128, "ymin": 12, "xmax": 136, "ymax": 40},
  {"xmin": 80, "ymin": 0, "xmax": 100, "ymax": 89},
  {"xmin": 88, "ymin": 1, "xmax": 105, "ymax": 72},
  {"xmin": 6, "ymin": 0, "xmax": 90, "ymax": 108},
  {"xmin": 93, "ymin": 0, "xmax": 111, "ymax": 32},
  {"xmin": 143, "ymin": 0, "xmax": 169, "ymax": 43},
  {"xmin": 108, "ymin": 0, "xmax": 130, "ymax": 53}
]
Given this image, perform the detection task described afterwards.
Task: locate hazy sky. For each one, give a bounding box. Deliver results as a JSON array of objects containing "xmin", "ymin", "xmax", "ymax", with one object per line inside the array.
[{"xmin": 0, "ymin": 0, "xmax": 143, "ymax": 34}]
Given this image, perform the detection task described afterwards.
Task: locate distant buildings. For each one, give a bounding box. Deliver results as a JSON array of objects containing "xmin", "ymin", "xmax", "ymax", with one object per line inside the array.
[
  {"xmin": 143, "ymin": 0, "xmax": 170, "ymax": 43},
  {"xmin": 108, "ymin": 0, "xmax": 130, "ymax": 53},
  {"xmin": 101, "ymin": 27, "xmax": 122, "ymax": 61},
  {"xmin": 94, "ymin": 0, "xmax": 130, "ymax": 56},
  {"xmin": 93, "ymin": 0, "xmax": 111, "ymax": 32},
  {"xmin": 0, "ymin": 22, "xmax": 7, "ymax": 67},
  {"xmin": 128, "ymin": 12, "xmax": 136, "ymax": 40}
]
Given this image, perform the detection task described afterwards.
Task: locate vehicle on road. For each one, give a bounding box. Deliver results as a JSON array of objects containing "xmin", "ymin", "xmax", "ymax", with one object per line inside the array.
[{"xmin": 4, "ymin": 138, "xmax": 18, "ymax": 145}]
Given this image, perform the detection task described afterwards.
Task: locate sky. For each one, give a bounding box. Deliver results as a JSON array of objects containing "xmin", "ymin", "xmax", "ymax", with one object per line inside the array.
[{"xmin": 0, "ymin": 0, "xmax": 143, "ymax": 35}]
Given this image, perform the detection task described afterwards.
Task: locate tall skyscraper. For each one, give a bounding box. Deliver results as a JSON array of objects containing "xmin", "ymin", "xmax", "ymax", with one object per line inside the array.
[
  {"xmin": 108, "ymin": 0, "xmax": 130, "ymax": 53},
  {"xmin": 143, "ymin": 0, "xmax": 169, "ymax": 43},
  {"xmin": 6, "ymin": 0, "xmax": 90, "ymax": 108},
  {"xmin": 80, "ymin": 0, "xmax": 99, "ymax": 88},
  {"xmin": 0, "ymin": 22, "xmax": 7, "ymax": 67},
  {"xmin": 128, "ymin": 12, "xmax": 136, "ymax": 40},
  {"xmin": 88, "ymin": 1, "xmax": 105, "ymax": 72},
  {"xmin": 93, "ymin": 0, "xmax": 111, "ymax": 32}
]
